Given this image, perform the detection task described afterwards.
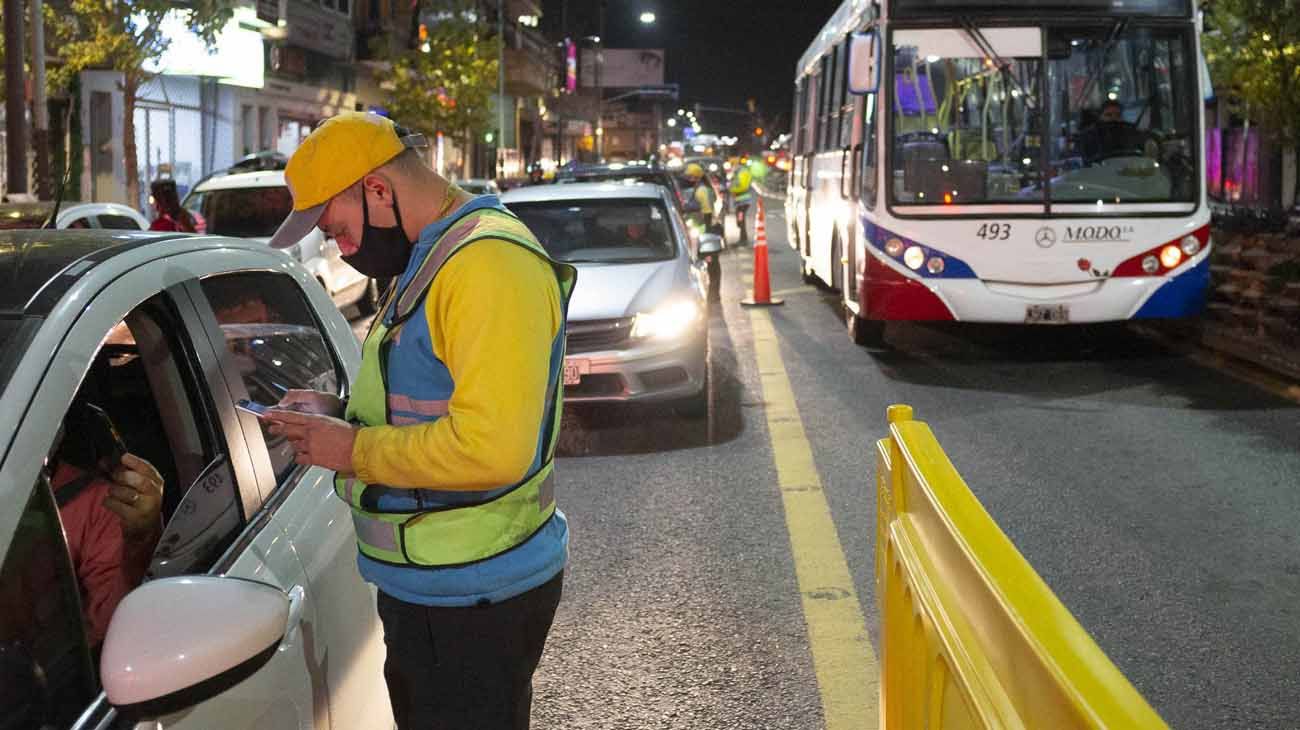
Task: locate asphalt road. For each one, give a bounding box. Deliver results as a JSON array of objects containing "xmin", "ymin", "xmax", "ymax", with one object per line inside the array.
[{"xmin": 355, "ymin": 206, "xmax": 1300, "ymax": 729}]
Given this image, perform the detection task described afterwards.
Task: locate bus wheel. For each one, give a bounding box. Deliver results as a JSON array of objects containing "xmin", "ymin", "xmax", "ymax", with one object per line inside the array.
[{"xmin": 848, "ymin": 310, "xmax": 886, "ymax": 348}]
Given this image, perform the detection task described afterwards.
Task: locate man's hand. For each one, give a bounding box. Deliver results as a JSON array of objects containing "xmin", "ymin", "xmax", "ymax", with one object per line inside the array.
[
  {"xmin": 275, "ymin": 389, "xmax": 344, "ymax": 417},
  {"xmin": 265, "ymin": 410, "xmax": 358, "ymax": 473},
  {"xmin": 103, "ymin": 453, "xmax": 164, "ymax": 542}
]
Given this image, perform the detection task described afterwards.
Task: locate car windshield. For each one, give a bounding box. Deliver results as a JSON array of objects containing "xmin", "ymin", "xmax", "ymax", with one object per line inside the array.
[
  {"xmin": 1043, "ymin": 25, "xmax": 1197, "ymax": 203},
  {"xmin": 889, "ymin": 25, "xmax": 1197, "ymax": 207},
  {"xmin": 509, "ymin": 200, "xmax": 677, "ymax": 264},
  {"xmin": 184, "ymin": 186, "xmax": 294, "ymax": 238}
]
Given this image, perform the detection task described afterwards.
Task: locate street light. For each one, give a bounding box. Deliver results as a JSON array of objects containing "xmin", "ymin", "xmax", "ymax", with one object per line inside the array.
[{"xmin": 639, "ymin": 11, "xmax": 656, "ymax": 24}]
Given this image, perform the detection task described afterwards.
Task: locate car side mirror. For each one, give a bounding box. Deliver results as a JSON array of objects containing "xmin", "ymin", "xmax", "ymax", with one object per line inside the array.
[
  {"xmin": 698, "ymin": 233, "xmax": 723, "ymax": 255},
  {"xmin": 100, "ymin": 576, "xmax": 290, "ymax": 711}
]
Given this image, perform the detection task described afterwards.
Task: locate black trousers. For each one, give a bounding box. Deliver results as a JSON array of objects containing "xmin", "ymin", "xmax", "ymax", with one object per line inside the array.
[{"xmin": 377, "ymin": 572, "xmax": 564, "ymax": 730}]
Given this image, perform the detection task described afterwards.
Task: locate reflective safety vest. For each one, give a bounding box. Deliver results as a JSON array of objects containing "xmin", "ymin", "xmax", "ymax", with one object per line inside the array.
[
  {"xmin": 337, "ymin": 205, "xmax": 576, "ymax": 568},
  {"xmin": 730, "ymin": 168, "xmax": 754, "ymax": 205},
  {"xmin": 686, "ymin": 180, "xmax": 716, "ymax": 229}
]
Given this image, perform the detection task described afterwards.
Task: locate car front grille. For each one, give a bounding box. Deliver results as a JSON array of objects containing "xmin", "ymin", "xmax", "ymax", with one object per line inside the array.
[{"xmin": 565, "ymin": 317, "xmax": 634, "ymax": 353}]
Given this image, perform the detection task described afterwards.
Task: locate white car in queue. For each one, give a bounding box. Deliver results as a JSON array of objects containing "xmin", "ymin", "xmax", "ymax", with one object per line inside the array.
[
  {"xmin": 0, "ymin": 230, "xmax": 392, "ymax": 729},
  {"xmin": 501, "ymin": 182, "xmax": 719, "ymax": 417},
  {"xmin": 182, "ymin": 170, "xmax": 384, "ymax": 314}
]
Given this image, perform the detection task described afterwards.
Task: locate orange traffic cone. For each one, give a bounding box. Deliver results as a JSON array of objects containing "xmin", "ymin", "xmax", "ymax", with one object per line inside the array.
[{"xmin": 741, "ymin": 197, "xmax": 784, "ymax": 307}]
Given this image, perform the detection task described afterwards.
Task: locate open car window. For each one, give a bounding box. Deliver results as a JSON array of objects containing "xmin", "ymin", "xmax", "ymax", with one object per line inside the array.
[{"xmin": 1, "ymin": 290, "xmax": 249, "ymax": 720}]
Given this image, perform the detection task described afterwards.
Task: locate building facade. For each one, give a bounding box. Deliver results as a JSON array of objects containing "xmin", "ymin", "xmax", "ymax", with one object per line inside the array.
[{"xmin": 80, "ymin": 1, "xmax": 359, "ymax": 212}]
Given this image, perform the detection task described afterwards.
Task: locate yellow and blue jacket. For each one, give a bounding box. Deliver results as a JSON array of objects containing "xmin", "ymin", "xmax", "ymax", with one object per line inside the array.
[{"xmin": 344, "ymin": 195, "xmax": 574, "ymax": 606}]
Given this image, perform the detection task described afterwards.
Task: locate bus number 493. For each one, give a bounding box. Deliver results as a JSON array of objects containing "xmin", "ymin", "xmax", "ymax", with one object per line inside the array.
[{"xmin": 977, "ymin": 223, "xmax": 1012, "ymax": 241}]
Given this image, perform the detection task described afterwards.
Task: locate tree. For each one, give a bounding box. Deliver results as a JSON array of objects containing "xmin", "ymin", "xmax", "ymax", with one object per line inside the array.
[
  {"xmin": 375, "ymin": 1, "xmax": 500, "ymax": 164},
  {"xmin": 46, "ymin": 0, "xmax": 232, "ymax": 206},
  {"xmin": 1204, "ymin": 0, "xmax": 1300, "ymax": 207}
]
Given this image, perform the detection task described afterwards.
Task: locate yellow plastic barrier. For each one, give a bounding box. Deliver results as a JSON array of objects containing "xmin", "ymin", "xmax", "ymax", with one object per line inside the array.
[{"xmin": 875, "ymin": 405, "xmax": 1168, "ymax": 729}]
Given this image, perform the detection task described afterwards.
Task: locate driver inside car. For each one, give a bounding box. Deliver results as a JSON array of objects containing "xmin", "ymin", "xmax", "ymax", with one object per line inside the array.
[{"xmin": 46, "ymin": 387, "xmax": 164, "ymax": 648}]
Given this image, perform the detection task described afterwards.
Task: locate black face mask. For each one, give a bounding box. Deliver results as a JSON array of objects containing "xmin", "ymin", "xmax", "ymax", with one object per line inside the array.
[{"xmin": 343, "ymin": 188, "xmax": 414, "ymax": 278}]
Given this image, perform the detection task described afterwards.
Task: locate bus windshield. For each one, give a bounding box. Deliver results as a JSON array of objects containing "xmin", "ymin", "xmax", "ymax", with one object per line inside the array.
[
  {"xmin": 1043, "ymin": 25, "xmax": 1197, "ymax": 205},
  {"xmin": 890, "ymin": 35, "xmax": 1043, "ymax": 205},
  {"xmin": 889, "ymin": 24, "xmax": 1198, "ymax": 208}
]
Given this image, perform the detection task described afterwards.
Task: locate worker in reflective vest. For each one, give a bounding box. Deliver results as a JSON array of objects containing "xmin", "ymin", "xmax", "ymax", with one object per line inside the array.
[
  {"xmin": 729, "ymin": 163, "xmax": 754, "ymax": 243},
  {"xmin": 682, "ymin": 162, "xmax": 718, "ymax": 234},
  {"xmin": 264, "ymin": 112, "xmax": 575, "ymax": 730}
]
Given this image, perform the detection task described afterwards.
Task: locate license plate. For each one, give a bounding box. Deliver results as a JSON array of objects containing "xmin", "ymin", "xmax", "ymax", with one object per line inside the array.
[
  {"xmin": 1025, "ymin": 304, "xmax": 1070, "ymax": 324},
  {"xmin": 563, "ymin": 359, "xmax": 587, "ymax": 385}
]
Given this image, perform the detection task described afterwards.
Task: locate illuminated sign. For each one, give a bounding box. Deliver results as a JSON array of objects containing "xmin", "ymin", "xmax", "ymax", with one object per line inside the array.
[{"xmin": 565, "ymin": 39, "xmax": 578, "ymax": 93}]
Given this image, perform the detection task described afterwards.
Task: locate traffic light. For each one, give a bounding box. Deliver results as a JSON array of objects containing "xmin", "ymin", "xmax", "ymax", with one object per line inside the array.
[
  {"xmin": 754, "ymin": 127, "xmax": 764, "ymax": 137},
  {"xmin": 418, "ymin": 23, "xmax": 428, "ymax": 42},
  {"xmin": 747, "ymin": 98, "xmax": 757, "ymax": 114}
]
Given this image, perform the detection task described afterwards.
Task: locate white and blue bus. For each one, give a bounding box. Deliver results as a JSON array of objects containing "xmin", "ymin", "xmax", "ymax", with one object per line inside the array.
[{"xmin": 787, "ymin": 0, "xmax": 1210, "ymax": 345}]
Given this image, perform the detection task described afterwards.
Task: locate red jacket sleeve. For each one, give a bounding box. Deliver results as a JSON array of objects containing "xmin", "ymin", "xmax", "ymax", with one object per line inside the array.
[{"xmin": 55, "ymin": 466, "xmax": 157, "ymax": 646}]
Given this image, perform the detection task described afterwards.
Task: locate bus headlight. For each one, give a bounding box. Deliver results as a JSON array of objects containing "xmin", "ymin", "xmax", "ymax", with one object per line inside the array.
[
  {"xmin": 926, "ymin": 256, "xmax": 945, "ymax": 275},
  {"xmin": 903, "ymin": 245, "xmax": 925, "ymax": 270},
  {"xmin": 631, "ymin": 299, "xmax": 702, "ymax": 340},
  {"xmin": 1142, "ymin": 255, "xmax": 1160, "ymax": 274},
  {"xmin": 1180, "ymin": 235, "xmax": 1201, "ymax": 256},
  {"xmin": 1160, "ymin": 244, "xmax": 1183, "ymax": 269},
  {"xmin": 884, "ymin": 238, "xmax": 905, "ymax": 257}
]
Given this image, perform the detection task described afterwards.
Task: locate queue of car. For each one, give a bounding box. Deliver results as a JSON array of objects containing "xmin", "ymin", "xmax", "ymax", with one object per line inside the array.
[{"xmin": 0, "ymin": 154, "xmax": 728, "ymax": 728}]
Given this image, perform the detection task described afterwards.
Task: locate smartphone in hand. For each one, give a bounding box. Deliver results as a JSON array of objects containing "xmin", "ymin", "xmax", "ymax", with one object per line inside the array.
[
  {"xmin": 83, "ymin": 402, "xmax": 127, "ymax": 466},
  {"xmin": 235, "ymin": 398, "xmax": 271, "ymax": 417}
]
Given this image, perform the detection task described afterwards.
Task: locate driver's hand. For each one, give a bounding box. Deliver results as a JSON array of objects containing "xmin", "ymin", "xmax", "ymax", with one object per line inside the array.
[
  {"xmin": 103, "ymin": 454, "xmax": 164, "ymax": 542},
  {"xmin": 274, "ymin": 389, "xmax": 344, "ymax": 418}
]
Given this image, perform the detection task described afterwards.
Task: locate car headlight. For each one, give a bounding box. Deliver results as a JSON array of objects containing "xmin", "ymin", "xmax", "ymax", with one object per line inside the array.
[{"xmin": 631, "ymin": 299, "xmax": 702, "ymax": 340}]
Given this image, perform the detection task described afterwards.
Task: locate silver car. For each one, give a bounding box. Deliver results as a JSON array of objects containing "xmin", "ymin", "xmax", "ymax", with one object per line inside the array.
[
  {"xmin": 0, "ymin": 230, "xmax": 391, "ymax": 729},
  {"xmin": 502, "ymin": 182, "xmax": 718, "ymax": 417}
]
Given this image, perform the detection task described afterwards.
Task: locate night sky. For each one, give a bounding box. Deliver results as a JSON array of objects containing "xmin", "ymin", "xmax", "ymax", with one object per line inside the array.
[{"xmin": 540, "ymin": 0, "xmax": 845, "ymax": 138}]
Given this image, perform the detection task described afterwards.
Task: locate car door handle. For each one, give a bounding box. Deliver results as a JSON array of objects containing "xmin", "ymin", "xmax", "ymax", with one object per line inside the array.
[{"xmin": 285, "ymin": 584, "xmax": 306, "ymax": 640}]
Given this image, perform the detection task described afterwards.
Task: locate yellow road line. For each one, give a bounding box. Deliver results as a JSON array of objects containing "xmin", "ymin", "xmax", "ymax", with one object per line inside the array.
[{"xmin": 747, "ymin": 309, "xmax": 879, "ymax": 730}]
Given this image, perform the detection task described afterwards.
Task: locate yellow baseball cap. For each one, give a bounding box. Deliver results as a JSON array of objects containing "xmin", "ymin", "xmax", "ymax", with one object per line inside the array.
[{"xmin": 270, "ymin": 112, "xmax": 427, "ymax": 248}]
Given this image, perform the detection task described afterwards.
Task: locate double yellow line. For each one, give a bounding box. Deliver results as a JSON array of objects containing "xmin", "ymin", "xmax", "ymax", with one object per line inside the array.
[{"xmin": 748, "ymin": 309, "xmax": 880, "ymax": 730}]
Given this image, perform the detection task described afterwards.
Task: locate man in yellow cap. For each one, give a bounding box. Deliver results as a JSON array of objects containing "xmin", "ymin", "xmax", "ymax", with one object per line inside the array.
[
  {"xmin": 262, "ymin": 111, "xmax": 576, "ymax": 729},
  {"xmin": 681, "ymin": 162, "xmax": 717, "ymax": 235}
]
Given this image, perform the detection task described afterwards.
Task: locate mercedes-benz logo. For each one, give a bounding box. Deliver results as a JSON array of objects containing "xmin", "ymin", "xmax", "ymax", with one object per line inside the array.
[{"xmin": 1035, "ymin": 227, "xmax": 1057, "ymax": 248}]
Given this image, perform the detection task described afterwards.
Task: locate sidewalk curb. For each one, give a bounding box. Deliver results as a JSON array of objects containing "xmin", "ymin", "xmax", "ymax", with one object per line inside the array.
[{"xmin": 1132, "ymin": 321, "xmax": 1300, "ymax": 403}]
